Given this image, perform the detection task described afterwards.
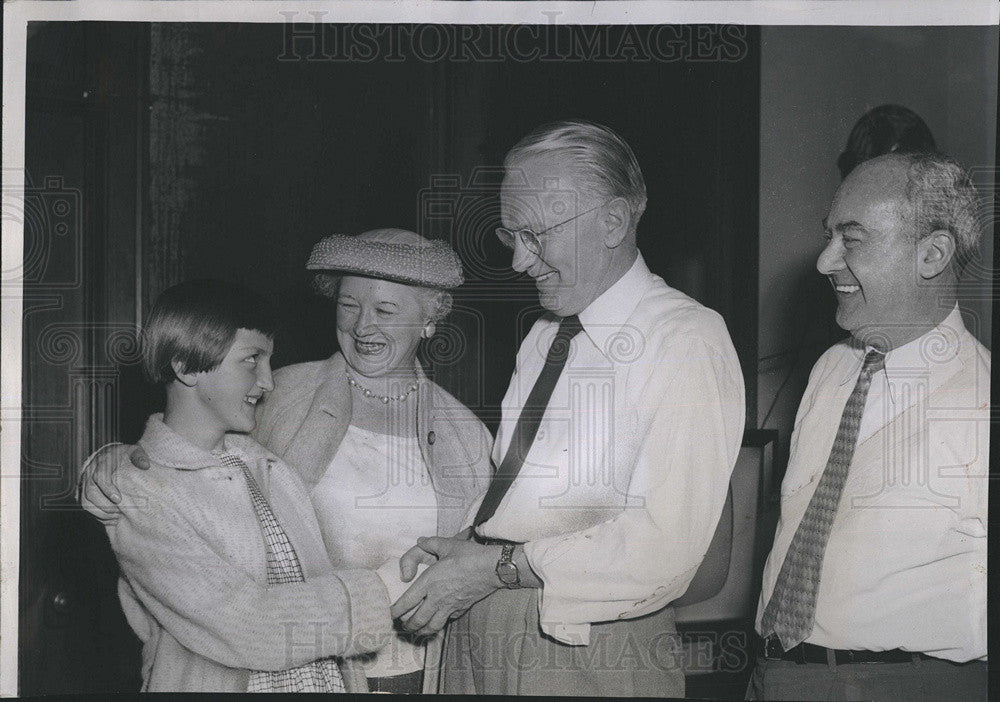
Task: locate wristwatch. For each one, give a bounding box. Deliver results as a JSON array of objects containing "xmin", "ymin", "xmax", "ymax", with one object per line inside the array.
[{"xmin": 495, "ymin": 543, "xmax": 521, "ymax": 588}]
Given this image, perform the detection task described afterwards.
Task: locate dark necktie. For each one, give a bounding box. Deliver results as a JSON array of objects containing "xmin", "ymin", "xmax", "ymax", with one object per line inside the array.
[
  {"xmin": 473, "ymin": 315, "xmax": 584, "ymax": 527},
  {"xmin": 217, "ymin": 452, "xmax": 346, "ymax": 693},
  {"xmin": 759, "ymin": 350, "xmax": 886, "ymax": 650}
]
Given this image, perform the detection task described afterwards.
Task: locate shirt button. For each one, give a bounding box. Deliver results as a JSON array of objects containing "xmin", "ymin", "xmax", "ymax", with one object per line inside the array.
[{"xmin": 427, "ymin": 431, "xmax": 436, "ymax": 445}]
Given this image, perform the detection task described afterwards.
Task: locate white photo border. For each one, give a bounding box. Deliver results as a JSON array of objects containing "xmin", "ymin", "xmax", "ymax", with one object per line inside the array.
[{"xmin": 3, "ymin": 1, "xmax": 997, "ymax": 696}]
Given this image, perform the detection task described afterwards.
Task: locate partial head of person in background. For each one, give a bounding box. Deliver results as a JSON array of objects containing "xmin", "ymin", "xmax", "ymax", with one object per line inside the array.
[
  {"xmin": 837, "ymin": 104, "xmax": 937, "ymax": 180},
  {"xmin": 498, "ymin": 119, "xmax": 647, "ymax": 316}
]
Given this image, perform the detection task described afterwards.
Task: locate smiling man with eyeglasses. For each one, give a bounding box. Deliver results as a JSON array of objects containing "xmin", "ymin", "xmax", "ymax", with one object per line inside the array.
[
  {"xmin": 495, "ymin": 194, "xmax": 616, "ymax": 316},
  {"xmin": 494, "ymin": 200, "xmax": 605, "ymax": 254},
  {"xmin": 392, "ymin": 119, "xmax": 746, "ymax": 697}
]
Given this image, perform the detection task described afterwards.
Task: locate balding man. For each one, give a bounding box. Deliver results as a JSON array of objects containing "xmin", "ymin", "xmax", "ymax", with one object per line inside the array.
[
  {"xmin": 749, "ymin": 153, "xmax": 988, "ymax": 701},
  {"xmin": 391, "ymin": 120, "xmax": 746, "ymax": 696}
]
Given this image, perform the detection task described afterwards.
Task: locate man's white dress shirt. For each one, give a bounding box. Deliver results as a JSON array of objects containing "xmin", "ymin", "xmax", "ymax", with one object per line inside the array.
[
  {"xmin": 756, "ymin": 306, "xmax": 989, "ymax": 662},
  {"xmin": 475, "ymin": 253, "xmax": 746, "ymax": 644}
]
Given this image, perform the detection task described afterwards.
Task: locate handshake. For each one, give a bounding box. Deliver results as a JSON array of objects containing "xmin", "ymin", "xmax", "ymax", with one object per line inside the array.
[{"xmin": 80, "ymin": 446, "xmax": 508, "ymax": 638}]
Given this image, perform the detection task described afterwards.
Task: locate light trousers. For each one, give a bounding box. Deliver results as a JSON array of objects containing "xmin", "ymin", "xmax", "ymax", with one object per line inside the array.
[{"xmin": 440, "ymin": 587, "xmax": 684, "ymax": 697}]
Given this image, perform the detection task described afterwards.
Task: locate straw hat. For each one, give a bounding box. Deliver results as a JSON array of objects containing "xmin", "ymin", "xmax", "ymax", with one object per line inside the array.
[{"xmin": 306, "ymin": 228, "xmax": 464, "ymax": 289}]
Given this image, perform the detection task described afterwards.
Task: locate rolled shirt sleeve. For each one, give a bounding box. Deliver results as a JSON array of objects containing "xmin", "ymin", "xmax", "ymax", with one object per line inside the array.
[{"xmin": 522, "ymin": 336, "xmax": 745, "ymax": 644}]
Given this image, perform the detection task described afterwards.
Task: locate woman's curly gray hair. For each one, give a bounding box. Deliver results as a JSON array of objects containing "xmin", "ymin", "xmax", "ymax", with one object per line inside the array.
[{"xmin": 312, "ymin": 272, "xmax": 453, "ymax": 324}]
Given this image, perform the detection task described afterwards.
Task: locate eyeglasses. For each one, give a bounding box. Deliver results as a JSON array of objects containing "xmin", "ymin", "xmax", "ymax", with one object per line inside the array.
[{"xmin": 495, "ymin": 202, "xmax": 605, "ymax": 256}]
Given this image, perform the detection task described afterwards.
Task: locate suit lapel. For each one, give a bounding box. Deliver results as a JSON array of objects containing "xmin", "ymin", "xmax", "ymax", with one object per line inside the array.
[{"xmin": 414, "ymin": 368, "xmax": 479, "ymax": 536}]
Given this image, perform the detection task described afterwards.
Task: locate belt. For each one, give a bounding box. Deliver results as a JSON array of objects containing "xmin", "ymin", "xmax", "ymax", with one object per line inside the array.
[{"xmin": 759, "ymin": 634, "xmax": 933, "ymax": 666}]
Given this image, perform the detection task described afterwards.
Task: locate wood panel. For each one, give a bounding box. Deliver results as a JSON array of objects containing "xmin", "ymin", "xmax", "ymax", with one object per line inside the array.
[{"xmin": 19, "ymin": 22, "xmax": 148, "ymax": 694}]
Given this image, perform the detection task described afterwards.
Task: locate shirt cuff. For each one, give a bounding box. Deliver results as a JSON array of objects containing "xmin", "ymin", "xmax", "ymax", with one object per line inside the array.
[{"xmin": 523, "ymin": 541, "xmax": 591, "ymax": 646}]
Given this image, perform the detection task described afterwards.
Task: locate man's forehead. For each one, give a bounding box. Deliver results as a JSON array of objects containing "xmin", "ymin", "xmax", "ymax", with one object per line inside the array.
[
  {"xmin": 500, "ymin": 155, "xmax": 593, "ymax": 229},
  {"xmin": 503, "ymin": 153, "xmax": 578, "ymax": 189},
  {"xmin": 500, "ymin": 188, "xmax": 589, "ymax": 230},
  {"xmin": 830, "ymin": 160, "xmax": 908, "ymax": 216},
  {"xmin": 844, "ymin": 158, "xmax": 908, "ymax": 196},
  {"xmin": 503, "ymin": 159, "xmax": 586, "ymax": 206}
]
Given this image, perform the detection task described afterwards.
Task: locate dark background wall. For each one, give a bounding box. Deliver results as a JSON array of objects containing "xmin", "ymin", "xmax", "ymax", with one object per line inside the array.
[
  {"xmin": 138, "ymin": 23, "xmax": 761, "ymax": 432},
  {"xmin": 20, "ymin": 22, "xmax": 148, "ymax": 694},
  {"xmin": 20, "ymin": 22, "xmax": 760, "ymax": 694}
]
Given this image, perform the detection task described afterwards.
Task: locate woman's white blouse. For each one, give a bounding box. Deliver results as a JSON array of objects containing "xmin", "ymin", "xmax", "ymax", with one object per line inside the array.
[{"xmin": 311, "ymin": 424, "xmax": 438, "ymax": 677}]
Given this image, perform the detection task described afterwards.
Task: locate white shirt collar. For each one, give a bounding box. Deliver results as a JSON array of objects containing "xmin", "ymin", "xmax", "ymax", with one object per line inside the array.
[
  {"xmin": 577, "ymin": 252, "xmax": 652, "ymax": 358},
  {"xmin": 840, "ymin": 304, "xmax": 967, "ymax": 388},
  {"xmin": 883, "ymin": 304, "xmax": 964, "ymax": 378}
]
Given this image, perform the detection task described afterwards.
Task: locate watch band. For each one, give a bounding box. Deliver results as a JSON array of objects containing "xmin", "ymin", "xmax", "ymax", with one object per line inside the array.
[
  {"xmin": 496, "ymin": 543, "xmax": 521, "ymax": 588},
  {"xmin": 500, "ymin": 543, "xmax": 515, "ymax": 564}
]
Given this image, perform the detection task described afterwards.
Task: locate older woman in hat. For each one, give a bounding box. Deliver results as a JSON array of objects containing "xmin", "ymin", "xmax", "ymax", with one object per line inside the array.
[
  {"xmin": 255, "ymin": 229, "xmax": 493, "ymax": 692},
  {"xmin": 79, "ymin": 229, "xmax": 493, "ymax": 694}
]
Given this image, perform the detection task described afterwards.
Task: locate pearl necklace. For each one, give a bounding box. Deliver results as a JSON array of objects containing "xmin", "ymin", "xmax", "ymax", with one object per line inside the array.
[{"xmin": 345, "ymin": 372, "xmax": 419, "ymax": 404}]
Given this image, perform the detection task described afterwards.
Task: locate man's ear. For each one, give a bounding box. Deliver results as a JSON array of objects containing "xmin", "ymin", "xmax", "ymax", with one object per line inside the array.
[
  {"xmin": 171, "ymin": 359, "xmax": 199, "ymax": 387},
  {"xmin": 603, "ymin": 197, "xmax": 630, "ymax": 248},
  {"xmin": 917, "ymin": 229, "xmax": 956, "ymax": 279}
]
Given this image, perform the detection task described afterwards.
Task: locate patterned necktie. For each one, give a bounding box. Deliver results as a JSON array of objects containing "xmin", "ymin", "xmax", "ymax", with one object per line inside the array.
[
  {"xmin": 760, "ymin": 350, "xmax": 886, "ymax": 650},
  {"xmin": 217, "ymin": 452, "xmax": 346, "ymax": 693},
  {"xmin": 473, "ymin": 315, "xmax": 584, "ymax": 527}
]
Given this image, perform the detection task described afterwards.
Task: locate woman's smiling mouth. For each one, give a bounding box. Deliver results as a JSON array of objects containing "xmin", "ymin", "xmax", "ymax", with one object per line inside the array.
[{"xmin": 354, "ymin": 338, "xmax": 388, "ymax": 355}]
